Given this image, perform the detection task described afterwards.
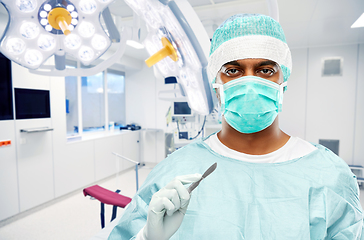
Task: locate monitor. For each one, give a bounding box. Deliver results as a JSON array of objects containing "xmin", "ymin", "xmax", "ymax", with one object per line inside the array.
[
  {"xmin": 15, "ymin": 88, "xmax": 51, "ymax": 119},
  {"xmin": 173, "ymin": 102, "xmax": 192, "ymax": 116},
  {"xmin": 0, "ymin": 53, "xmax": 13, "ymax": 120}
]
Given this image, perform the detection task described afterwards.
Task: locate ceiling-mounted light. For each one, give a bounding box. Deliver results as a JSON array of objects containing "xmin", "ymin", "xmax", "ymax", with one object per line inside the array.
[
  {"xmin": 126, "ymin": 12, "xmax": 145, "ymax": 50},
  {"xmin": 126, "ymin": 40, "xmax": 144, "ymax": 49},
  {"xmin": 351, "ymin": 13, "xmax": 364, "ymax": 28},
  {"xmin": 16, "ymin": 0, "xmax": 37, "ymax": 13},
  {"xmin": 0, "ymin": 0, "xmax": 118, "ymax": 73},
  {"xmin": 124, "ymin": 0, "xmax": 213, "ymax": 115}
]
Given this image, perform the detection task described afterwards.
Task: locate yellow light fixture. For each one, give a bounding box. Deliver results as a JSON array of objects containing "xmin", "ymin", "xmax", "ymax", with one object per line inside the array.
[
  {"xmin": 48, "ymin": 7, "xmax": 72, "ymax": 35},
  {"xmin": 145, "ymin": 37, "xmax": 178, "ymax": 67}
]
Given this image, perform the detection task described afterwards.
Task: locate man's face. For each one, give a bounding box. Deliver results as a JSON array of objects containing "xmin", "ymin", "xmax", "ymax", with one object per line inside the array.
[{"xmin": 216, "ymin": 58, "xmax": 282, "ymax": 85}]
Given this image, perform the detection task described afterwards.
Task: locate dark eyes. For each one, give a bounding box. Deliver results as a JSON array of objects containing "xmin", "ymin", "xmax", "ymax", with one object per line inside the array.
[
  {"xmin": 224, "ymin": 68, "xmax": 276, "ymax": 77},
  {"xmin": 225, "ymin": 68, "xmax": 239, "ymax": 75},
  {"xmin": 259, "ymin": 69, "xmax": 275, "ymax": 76}
]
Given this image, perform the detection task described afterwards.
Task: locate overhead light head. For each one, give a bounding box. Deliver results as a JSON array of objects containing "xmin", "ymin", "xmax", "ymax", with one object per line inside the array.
[
  {"xmin": 126, "ymin": 39, "xmax": 144, "ymax": 49},
  {"xmin": 124, "ymin": 0, "xmax": 214, "ymax": 115},
  {"xmin": 351, "ymin": 13, "xmax": 364, "ymax": 28},
  {"xmin": 0, "ymin": 0, "xmax": 115, "ymax": 70}
]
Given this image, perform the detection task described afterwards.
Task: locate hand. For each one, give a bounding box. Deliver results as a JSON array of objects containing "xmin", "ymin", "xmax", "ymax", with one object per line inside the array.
[{"xmin": 142, "ymin": 174, "xmax": 202, "ymax": 240}]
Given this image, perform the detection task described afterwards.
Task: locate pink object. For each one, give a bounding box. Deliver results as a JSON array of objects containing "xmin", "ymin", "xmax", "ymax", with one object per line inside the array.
[{"xmin": 83, "ymin": 185, "xmax": 132, "ymax": 208}]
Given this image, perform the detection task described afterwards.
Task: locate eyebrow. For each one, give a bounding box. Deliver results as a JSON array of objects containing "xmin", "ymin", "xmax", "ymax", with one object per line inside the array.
[{"xmin": 223, "ymin": 60, "xmax": 279, "ymax": 68}]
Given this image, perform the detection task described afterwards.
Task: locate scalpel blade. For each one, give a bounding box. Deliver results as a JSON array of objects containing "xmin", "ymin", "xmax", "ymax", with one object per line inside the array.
[{"xmin": 187, "ymin": 162, "xmax": 217, "ymax": 193}]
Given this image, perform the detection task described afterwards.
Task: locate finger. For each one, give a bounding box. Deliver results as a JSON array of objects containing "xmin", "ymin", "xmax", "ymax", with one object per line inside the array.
[
  {"xmin": 165, "ymin": 189, "xmax": 180, "ymax": 216},
  {"xmin": 150, "ymin": 196, "xmax": 175, "ymax": 214},
  {"xmin": 165, "ymin": 175, "xmax": 201, "ymax": 209},
  {"xmin": 165, "ymin": 179, "xmax": 189, "ymax": 200},
  {"xmin": 153, "ymin": 188, "xmax": 181, "ymax": 215}
]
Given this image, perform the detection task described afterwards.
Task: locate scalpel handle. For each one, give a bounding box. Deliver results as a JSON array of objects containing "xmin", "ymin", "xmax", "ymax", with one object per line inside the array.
[{"xmin": 187, "ymin": 178, "xmax": 203, "ymax": 193}]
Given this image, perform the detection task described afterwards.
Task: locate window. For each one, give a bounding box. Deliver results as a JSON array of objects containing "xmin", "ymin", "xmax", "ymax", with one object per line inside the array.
[
  {"xmin": 107, "ymin": 70, "xmax": 126, "ymax": 129},
  {"xmin": 65, "ymin": 75, "xmax": 79, "ymax": 135},
  {"xmin": 65, "ymin": 65, "xmax": 125, "ymax": 137},
  {"xmin": 82, "ymin": 72, "xmax": 105, "ymax": 133}
]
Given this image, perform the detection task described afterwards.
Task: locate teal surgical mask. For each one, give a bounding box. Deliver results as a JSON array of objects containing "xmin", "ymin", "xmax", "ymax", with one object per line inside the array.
[{"xmin": 213, "ymin": 76, "xmax": 287, "ymax": 134}]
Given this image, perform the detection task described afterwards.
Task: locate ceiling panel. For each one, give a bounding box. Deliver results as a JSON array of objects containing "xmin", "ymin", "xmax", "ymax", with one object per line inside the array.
[
  {"xmin": 213, "ymin": 0, "xmax": 242, "ymax": 3},
  {"xmin": 0, "ymin": 0, "xmax": 362, "ymax": 61},
  {"xmin": 188, "ymin": 0, "xmax": 213, "ymax": 7},
  {"xmin": 278, "ymin": 0, "xmax": 318, "ymax": 23},
  {"xmin": 311, "ymin": 0, "xmax": 364, "ymax": 21},
  {"xmin": 308, "ymin": 16, "xmax": 364, "ymax": 47}
]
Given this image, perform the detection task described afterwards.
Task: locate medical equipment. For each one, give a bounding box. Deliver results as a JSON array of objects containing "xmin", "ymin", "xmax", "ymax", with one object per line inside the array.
[
  {"xmin": 83, "ymin": 185, "xmax": 132, "ymax": 229},
  {"xmin": 187, "ymin": 162, "xmax": 217, "ymax": 193},
  {"xmin": 175, "ymin": 115, "xmax": 206, "ymax": 140},
  {"xmin": 0, "ymin": 0, "xmax": 128, "ymax": 76},
  {"xmin": 124, "ymin": 0, "xmax": 214, "ymax": 115},
  {"xmin": 112, "ymin": 151, "xmax": 142, "ymax": 191},
  {"xmin": 172, "ymin": 102, "xmax": 191, "ymax": 117},
  {"xmin": 207, "ymin": 14, "xmax": 292, "ymax": 85}
]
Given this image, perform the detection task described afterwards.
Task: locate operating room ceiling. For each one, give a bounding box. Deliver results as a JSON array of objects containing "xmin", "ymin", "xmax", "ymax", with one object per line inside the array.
[
  {"xmin": 109, "ymin": 0, "xmax": 364, "ymax": 60},
  {"xmin": 0, "ymin": 0, "xmax": 363, "ymax": 61}
]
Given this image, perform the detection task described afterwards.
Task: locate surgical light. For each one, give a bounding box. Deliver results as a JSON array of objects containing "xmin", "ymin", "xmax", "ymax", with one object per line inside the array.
[
  {"xmin": 45, "ymin": 25, "xmax": 52, "ymax": 32},
  {"xmin": 44, "ymin": 3, "xmax": 51, "ymax": 11},
  {"xmin": 71, "ymin": 11, "xmax": 78, "ymax": 18},
  {"xmin": 78, "ymin": 21, "xmax": 96, "ymax": 38},
  {"xmin": 40, "ymin": 10, "xmax": 47, "ymax": 18},
  {"xmin": 124, "ymin": 0, "xmax": 214, "ymax": 115},
  {"xmin": 40, "ymin": 19, "xmax": 48, "ymax": 25},
  {"xmin": 126, "ymin": 40, "xmax": 144, "ymax": 49},
  {"xmin": 16, "ymin": 0, "xmax": 37, "ymax": 13},
  {"xmin": 351, "ymin": 13, "xmax": 364, "ymax": 28},
  {"xmin": 20, "ymin": 22, "xmax": 39, "ymax": 39},
  {"xmin": 79, "ymin": 46, "xmax": 94, "ymax": 61},
  {"xmin": 38, "ymin": 34, "xmax": 55, "ymax": 51},
  {"xmin": 64, "ymin": 34, "xmax": 82, "ymax": 49},
  {"xmin": 67, "ymin": 4, "xmax": 74, "ymax": 12},
  {"xmin": 92, "ymin": 34, "xmax": 108, "ymax": 50},
  {"xmin": 79, "ymin": 0, "xmax": 97, "ymax": 14},
  {"xmin": 6, "ymin": 38, "xmax": 25, "ymax": 54},
  {"xmin": 24, "ymin": 49, "xmax": 43, "ymax": 66},
  {"xmin": 0, "ymin": 0, "xmax": 117, "ymax": 74}
]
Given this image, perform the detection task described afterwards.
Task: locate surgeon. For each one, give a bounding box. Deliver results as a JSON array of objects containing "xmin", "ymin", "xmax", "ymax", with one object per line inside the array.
[{"xmin": 108, "ymin": 14, "xmax": 364, "ymax": 239}]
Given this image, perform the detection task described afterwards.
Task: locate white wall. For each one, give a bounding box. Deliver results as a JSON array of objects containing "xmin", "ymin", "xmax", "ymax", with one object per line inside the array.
[
  {"xmin": 306, "ymin": 45, "xmax": 358, "ymax": 163},
  {"xmin": 280, "ymin": 44, "xmax": 364, "ymax": 165},
  {"xmin": 125, "ymin": 65, "xmax": 170, "ymax": 163},
  {"xmin": 280, "ymin": 48, "xmax": 308, "ymax": 139},
  {"xmin": 0, "ymin": 121, "xmax": 19, "ymax": 221},
  {"xmin": 353, "ymin": 44, "xmax": 364, "ymax": 166},
  {"xmin": 125, "ymin": 65, "xmax": 157, "ymax": 128}
]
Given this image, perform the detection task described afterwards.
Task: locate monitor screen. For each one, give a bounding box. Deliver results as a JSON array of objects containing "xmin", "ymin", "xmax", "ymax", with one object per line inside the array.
[
  {"xmin": 165, "ymin": 76, "xmax": 178, "ymax": 84},
  {"xmin": 15, "ymin": 88, "xmax": 51, "ymax": 119},
  {"xmin": 0, "ymin": 53, "xmax": 13, "ymax": 120},
  {"xmin": 174, "ymin": 102, "xmax": 191, "ymax": 115}
]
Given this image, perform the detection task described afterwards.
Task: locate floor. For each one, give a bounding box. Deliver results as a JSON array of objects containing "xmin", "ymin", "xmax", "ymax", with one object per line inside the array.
[{"xmin": 1, "ymin": 167, "xmax": 364, "ymax": 240}]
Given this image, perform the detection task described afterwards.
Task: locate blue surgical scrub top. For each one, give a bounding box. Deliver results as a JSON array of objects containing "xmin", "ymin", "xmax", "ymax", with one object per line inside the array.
[{"xmin": 108, "ymin": 138, "xmax": 364, "ymax": 240}]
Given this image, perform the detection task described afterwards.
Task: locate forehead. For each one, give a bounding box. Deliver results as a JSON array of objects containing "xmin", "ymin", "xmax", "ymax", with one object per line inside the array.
[{"xmin": 223, "ymin": 58, "xmax": 279, "ymax": 67}]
